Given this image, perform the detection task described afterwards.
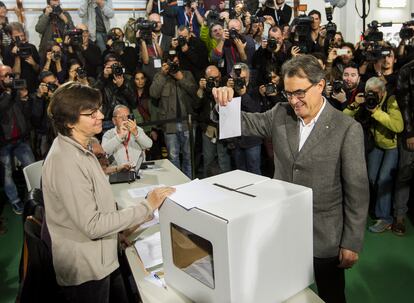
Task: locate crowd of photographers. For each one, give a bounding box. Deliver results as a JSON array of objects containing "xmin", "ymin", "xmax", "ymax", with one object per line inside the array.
[{"xmin": 1, "ymin": 0, "xmax": 414, "ymax": 236}]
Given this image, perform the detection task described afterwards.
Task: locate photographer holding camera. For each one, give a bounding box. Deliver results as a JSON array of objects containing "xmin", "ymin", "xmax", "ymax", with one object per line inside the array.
[
  {"xmin": 3, "ymin": 22, "xmax": 40, "ymax": 94},
  {"xmin": 79, "ymin": 0, "xmax": 114, "ymax": 53},
  {"xmin": 226, "ymin": 62, "xmax": 262, "ymax": 175},
  {"xmin": 171, "ymin": 25, "xmax": 208, "ymax": 81},
  {"xmin": 64, "ymin": 24, "xmax": 102, "ymax": 79},
  {"xmin": 0, "ymin": 65, "xmax": 35, "ymax": 215},
  {"xmin": 178, "ymin": 0, "xmax": 206, "ymax": 38},
  {"xmin": 146, "ymin": 0, "xmax": 178, "ymax": 38},
  {"xmin": 94, "ymin": 54, "xmax": 135, "ymax": 132},
  {"xmin": 30, "ymin": 71, "xmax": 60, "ymax": 158},
  {"xmin": 196, "ymin": 65, "xmax": 231, "ymax": 177},
  {"xmin": 257, "ymin": 0, "xmax": 292, "ymax": 27},
  {"xmin": 102, "ymin": 27, "xmax": 139, "ymax": 75},
  {"xmin": 35, "ymin": 0, "xmax": 74, "ymax": 59},
  {"xmin": 67, "ymin": 59, "xmax": 92, "ymax": 86},
  {"xmin": 149, "ymin": 52, "xmax": 198, "ymax": 178},
  {"xmin": 139, "ymin": 13, "xmax": 172, "ymax": 81},
  {"xmin": 41, "ymin": 42, "xmax": 67, "ymax": 84},
  {"xmin": 344, "ymin": 77, "xmax": 403, "ymax": 233},
  {"xmin": 326, "ymin": 43, "xmax": 355, "ymax": 81},
  {"xmin": 102, "ymin": 105, "xmax": 152, "ymax": 166},
  {"xmin": 212, "ymin": 18, "xmax": 255, "ymax": 76}
]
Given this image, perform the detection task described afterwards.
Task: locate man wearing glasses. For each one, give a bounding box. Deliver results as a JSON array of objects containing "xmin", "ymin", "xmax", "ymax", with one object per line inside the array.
[
  {"xmin": 213, "ymin": 55, "xmax": 369, "ymax": 303},
  {"xmin": 102, "ymin": 105, "xmax": 152, "ymax": 166}
]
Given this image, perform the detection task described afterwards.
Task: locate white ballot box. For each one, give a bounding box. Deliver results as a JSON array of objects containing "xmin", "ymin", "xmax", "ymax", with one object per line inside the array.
[{"xmin": 159, "ymin": 170, "xmax": 314, "ymax": 303}]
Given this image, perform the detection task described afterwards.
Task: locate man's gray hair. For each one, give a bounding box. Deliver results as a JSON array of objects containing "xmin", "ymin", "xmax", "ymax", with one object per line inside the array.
[
  {"xmin": 230, "ymin": 62, "xmax": 250, "ymax": 78},
  {"xmin": 365, "ymin": 77, "xmax": 386, "ymax": 93},
  {"xmin": 113, "ymin": 104, "xmax": 129, "ymax": 117},
  {"xmin": 281, "ymin": 55, "xmax": 326, "ymax": 84}
]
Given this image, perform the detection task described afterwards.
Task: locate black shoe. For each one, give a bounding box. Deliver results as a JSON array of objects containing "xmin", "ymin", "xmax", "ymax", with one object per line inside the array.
[{"xmin": 392, "ymin": 219, "xmax": 406, "ymax": 236}]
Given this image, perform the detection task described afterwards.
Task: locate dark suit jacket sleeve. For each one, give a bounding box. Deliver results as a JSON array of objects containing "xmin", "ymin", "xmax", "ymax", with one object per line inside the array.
[
  {"xmin": 340, "ymin": 122, "xmax": 369, "ymax": 253},
  {"xmin": 240, "ymin": 103, "xmax": 277, "ymax": 139}
]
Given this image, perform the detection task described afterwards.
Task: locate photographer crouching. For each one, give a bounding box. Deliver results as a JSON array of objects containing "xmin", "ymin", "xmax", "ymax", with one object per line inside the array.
[{"xmin": 344, "ymin": 77, "xmax": 403, "ymax": 233}]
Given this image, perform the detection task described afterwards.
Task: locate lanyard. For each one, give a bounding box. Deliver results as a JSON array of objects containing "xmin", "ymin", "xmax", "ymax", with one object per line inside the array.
[
  {"xmin": 152, "ymin": 33, "xmax": 163, "ymax": 57},
  {"xmin": 184, "ymin": 12, "xmax": 194, "ymax": 32},
  {"xmin": 123, "ymin": 132, "xmax": 131, "ymax": 162}
]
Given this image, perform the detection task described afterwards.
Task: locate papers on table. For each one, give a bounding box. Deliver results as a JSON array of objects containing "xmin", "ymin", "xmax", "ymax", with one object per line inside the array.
[
  {"xmin": 134, "ymin": 231, "xmax": 163, "ymax": 269},
  {"xmin": 128, "ymin": 184, "xmax": 165, "ymax": 198},
  {"xmin": 168, "ymin": 179, "xmax": 230, "ymax": 210},
  {"xmin": 219, "ymin": 97, "xmax": 241, "ymax": 140}
]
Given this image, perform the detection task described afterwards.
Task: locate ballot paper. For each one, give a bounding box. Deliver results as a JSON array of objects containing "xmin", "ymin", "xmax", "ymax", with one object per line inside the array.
[
  {"xmin": 168, "ymin": 179, "xmax": 230, "ymax": 209},
  {"xmin": 128, "ymin": 184, "xmax": 165, "ymax": 198},
  {"xmin": 134, "ymin": 232, "xmax": 163, "ymax": 269},
  {"xmin": 219, "ymin": 97, "xmax": 241, "ymax": 139}
]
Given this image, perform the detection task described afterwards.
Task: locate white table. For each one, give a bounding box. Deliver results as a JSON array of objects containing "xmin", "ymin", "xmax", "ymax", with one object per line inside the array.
[{"xmin": 112, "ymin": 159, "xmax": 324, "ymax": 303}]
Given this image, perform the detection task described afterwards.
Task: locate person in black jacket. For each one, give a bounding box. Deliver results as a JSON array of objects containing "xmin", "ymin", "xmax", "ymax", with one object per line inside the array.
[
  {"xmin": 226, "ymin": 62, "xmax": 262, "ymax": 174},
  {"xmin": 3, "ymin": 22, "xmax": 41, "ymax": 94},
  {"xmin": 257, "ymin": 0, "xmax": 292, "ymax": 27},
  {"xmin": 93, "ymin": 54, "xmax": 135, "ymax": 132},
  {"xmin": 196, "ymin": 65, "xmax": 231, "ymax": 177},
  {"xmin": 30, "ymin": 71, "xmax": 60, "ymax": 158},
  {"xmin": 171, "ymin": 25, "xmax": 209, "ymax": 82},
  {"xmin": 0, "ymin": 65, "xmax": 35, "ymax": 215}
]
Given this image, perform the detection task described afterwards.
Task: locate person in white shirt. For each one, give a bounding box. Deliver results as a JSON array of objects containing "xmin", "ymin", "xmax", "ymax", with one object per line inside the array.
[{"xmin": 102, "ymin": 105, "xmax": 152, "ymax": 166}]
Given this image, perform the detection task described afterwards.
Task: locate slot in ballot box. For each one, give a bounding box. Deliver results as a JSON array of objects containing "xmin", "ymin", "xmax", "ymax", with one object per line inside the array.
[{"xmin": 159, "ymin": 170, "xmax": 314, "ymax": 303}]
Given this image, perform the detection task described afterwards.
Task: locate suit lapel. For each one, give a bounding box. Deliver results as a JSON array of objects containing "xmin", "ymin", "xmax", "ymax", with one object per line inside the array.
[
  {"xmin": 298, "ymin": 102, "xmax": 335, "ymax": 157},
  {"xmin": 285, "ymin": 106, "xmax": 300, "ymax": 159}
]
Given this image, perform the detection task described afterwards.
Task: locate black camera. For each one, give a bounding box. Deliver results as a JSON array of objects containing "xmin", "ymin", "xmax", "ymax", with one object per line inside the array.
[
  {"xmin": 362, "ymin": 42, "xmax": 391, "ymax": 62},
  {"xmin": 50, "ymin": 5, "xmax": 63, "ymax": 17},
  {"xmin": 229, "ymin": 28, "xmax": 240, "ymax": 40},
  {"xmin": 46, "ymin": 83, "xmax": 58, "ymax": 93},
  {"xmin": 111, "ymin": 63, "xmax": 124, "ymax": 76},
  {"xmin": 365, "ymin": 20, "xmax": 392, "ymax": 42},
  {"xmin": 4, "ymin": 73, "xmax": 27, "ymax": 89},
  {"xmin": 52, "ymin": 51, "xmax": 61, "ymax": 61},
  {"xmin": 128, "ymin": 113, "xmax": 135, "ymax": 120},
  {"xmin": 400, "ymin": 21, "xmax": 414, "ymax": 40},
  {"xmin": 265, "ymin": 83, "xmax": 278, "ymax": 95},
  {"xmin": 267, "ymin": 38, "xmax": 278, "ymax": 51},
  {"xmin": 168, "ymin": 61, "xmax": 180, "ymax": 74},
  {"xmin": 65, "ymin": 28, "xmax": 83, "ymax": 46},
  {"xmin": 107, "ymin": 32, "xmax": 126, "ymax": 53},
  {"xmin": 332, "ymin": 80, "xmax": 343, "ymax": 94},
  {"xmin": 177, "ymin": 35, "xmax": 187, "ymax": 47},
  {"xmin": 135, "ymin": 18, "xmax": 158, "ymax": 44},
  {"xmin": 233, "ymin": 63, "xmax": 246, "ymax": 92},
  {"xmin": 364, "ymin": 91, "xmax": 380, "ymax": 110},
  {"xmin": 206, "ymin": 77, "xmax": 218, "ymax": 93},
  {"xmin": 293, "ymin": 15, "xmax": 313, "ymax": 54},
  {"xmin": 17, "ymin": 45, "xmax": 32, "ymax": 59},
  {"xmin": 206, "ymin": 9, "xmax": 223, "ymax": 27},
  {"xmin": 250, "ymin": 15, "xmax": 265, "ymax": 24},
  {"xmin": 76, "ymin": 67, "xmax": 87, "ymax": 79}
]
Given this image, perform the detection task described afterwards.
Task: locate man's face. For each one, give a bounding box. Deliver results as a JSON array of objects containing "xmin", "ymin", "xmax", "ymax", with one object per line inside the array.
[
  {"xmin": 366, "ymin": 85, "xmax": 385, "ymax": 102},
  {"xmin": 284, "ymin": 76, "xmax": 324, "ymax": 121},
  {"xmin": 276, "ymin": 0, "xmax": 285, "ymax": 5},
  {"xmin": 251, "ymin": 22, "xmax": 263, "ymax": 36},
  {"xmin": 342, "ymin": 67, "xmax": 360, "ymax": 90},
  {"xmin": 340, "ymin": 46, "xmax": 353, "ymax": 64},
  {"xmin": 382, "ymin": 51, "xmax": 395, "ymax": 70},
  {"xmin": 50, "ymin": 0, "xmax": 60, "ymax": 7},
  {"xmin": 42, "ymin": 75, "xmax": 58, "ymax": 85},
  {"xmin": 112, "ymin": 107, "xmax": 130, "ymax": 128},
  {"xmin": 269, "ymin": 28, "xmax": 283, "ymax": 44},
  {"xmin": 206, "ymin": 67, "xmax": 221, "ymax": 84},
  {"xmin": 228, "ymin": 20, "xmax": 242, "ymax": 33},
  {"xmin": 211, "ymin": 24, "xmax": 223, "ymax": 40},
  {"xmin": 12, "ymin": 30, "xmax": 26, "ymax": 43},
  {"xmin": 0, "ymin": 66, "xmax": 12, "ymax": 87},
  {"xmin": 177, "ymin": 28, "xmax": 190, "ymax": 42},
  {"xmin": 149, "ymin": 14, "xmax": 162, "ymax": 32},
  {"xmin": 105, "ymin": 59, "xmax": 119, "ymax": 73},
  {"xmin": 0, "ymin": 7, "xmax": 7, "ymax": 18},
  {"xmin": 334, "ymin": 33, "xmax": 342, "ymax": 46},
  {"xmin": 310, "ymin": 14, "xmax": 320, "ymax": 30}
]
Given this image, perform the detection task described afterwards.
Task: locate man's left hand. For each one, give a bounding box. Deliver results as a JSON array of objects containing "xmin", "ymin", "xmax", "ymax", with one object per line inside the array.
[{"xmin": 338, "ymin": 248, "xmax": 359, "ymax": 269}]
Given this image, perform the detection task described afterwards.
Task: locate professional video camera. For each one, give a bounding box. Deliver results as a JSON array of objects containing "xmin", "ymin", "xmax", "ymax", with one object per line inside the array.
[
  {"xmin": 135, "ymin": 18, "xmax": 158, "ymax": 44},
  {"xmin": 65, "ymin": 28, "xmax": 84, "ymax": 46},
  {"xmin": 294, "ymin": 15, "xmax": 313, "ymax": 53},
  {"xmin": 233, "ymin": 63, "xmax": 246, "ymax": 92},
  {"xmin": 361, "ymin": 21, "xmax": 392, "ymax": 61},
  {"xmin": 364, "ymin": 91, "xmax": 380, "ymax": 110},
  {"xmin": 107, "ymin": 32, "xmax": 126, "ymax": 53},
  {"xmin": 365, "ymin": 20, "xmax": 392, "ymax": 42},
  {"xmin": 11, "ymin": 36, "xmax": 32, "ymax": 59},
  {"xmin": 111, "ymin": 63, "xmax": 124, "ymax": 77},
  {"xmin": 400, "ymin": 20, "xmax": 414, "ymax": 40},
  {"xmin": 4, "ymin": 73, "xmax": 27, "ymax": 89}
]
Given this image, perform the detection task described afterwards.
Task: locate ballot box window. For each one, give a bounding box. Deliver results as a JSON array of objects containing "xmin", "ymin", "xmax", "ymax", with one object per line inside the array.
[{"xmin": 170, "ymin": 223, "xmax": 215, "ymax": 289}]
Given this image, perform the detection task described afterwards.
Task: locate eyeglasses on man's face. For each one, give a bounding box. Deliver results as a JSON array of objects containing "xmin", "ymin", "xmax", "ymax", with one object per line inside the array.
[
  {"xmin": 282, "ymin": 83, "xmax": 316, "ymax": 100},
  {"xmin": 79, "ymin": 107, "xmax": 102, "ymax": 119}
]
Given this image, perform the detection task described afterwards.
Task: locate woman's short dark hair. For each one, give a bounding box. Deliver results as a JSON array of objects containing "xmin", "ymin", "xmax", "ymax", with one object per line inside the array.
[
  {"xmin": 281, "ymin": 55, "xmax": 326, "ymax": 84},
  {"xmin": 48, "ymin": 82, "xmax": 102, "ymax": 137}
]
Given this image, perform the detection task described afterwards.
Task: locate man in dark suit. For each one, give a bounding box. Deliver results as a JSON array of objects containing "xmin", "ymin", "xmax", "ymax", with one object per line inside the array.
[
  {"xmin": 213, "ymin": 55, "xmax": 369, "ymax": 303},
  {"xmin": 257, "ymin": 0, "xmax": 292, "ymax": 27}
]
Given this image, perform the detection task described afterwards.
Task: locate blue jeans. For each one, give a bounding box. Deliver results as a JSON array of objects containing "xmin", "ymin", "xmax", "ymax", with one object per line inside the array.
[
  {"xmin": 95, "ymin": 32, "xmax": 107, "ymax": 53},
  {"xmin": 202, "ymin": 132, "xmax": 231, "ymax": 177},
  {"xmin": 233, "ymin": 145, "xmax": 262, "ymax": 175},
  {"xmin": 367, "ymin": 147, "xmax": 398, "ymax": 224},
  {"xmin": 0, "ymin": 140, "xmax": 35, "ymax": 205},
  {"xmin": 165, "ymin": 124, "xmax": 192, "ymax": 178}
]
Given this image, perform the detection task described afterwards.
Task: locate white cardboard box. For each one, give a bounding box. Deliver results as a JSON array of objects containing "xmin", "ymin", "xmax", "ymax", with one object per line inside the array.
[{"xmin": 159, "ymin": 170, "xmax": 314, "ymax": 303}]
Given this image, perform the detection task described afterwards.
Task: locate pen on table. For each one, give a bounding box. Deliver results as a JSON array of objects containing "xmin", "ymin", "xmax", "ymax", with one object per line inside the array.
[{"xmin": 153, "ymin": 273, "xmax": 167, "ymax": 290}]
